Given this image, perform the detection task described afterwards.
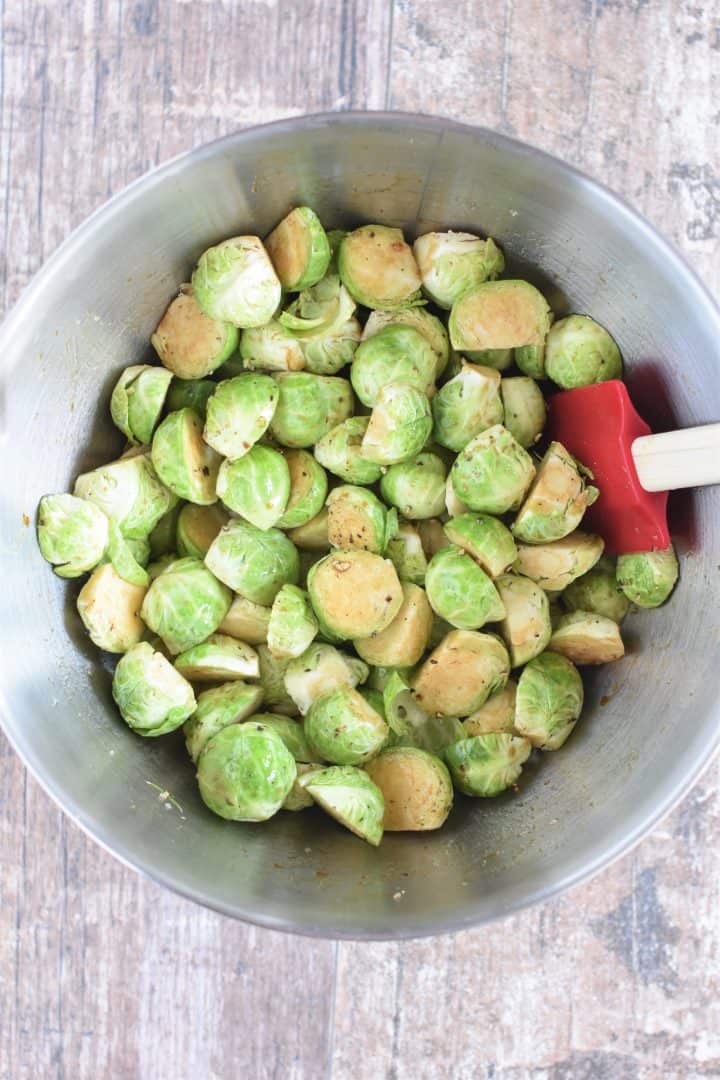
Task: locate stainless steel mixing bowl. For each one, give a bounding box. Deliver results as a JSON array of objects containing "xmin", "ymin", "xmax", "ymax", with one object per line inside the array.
[{"xmin": 1, "ymin": 112, "xmax": 718, "ymax": 939}]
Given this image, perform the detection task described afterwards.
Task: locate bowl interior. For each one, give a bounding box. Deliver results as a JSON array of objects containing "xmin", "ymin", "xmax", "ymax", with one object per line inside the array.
[{"xmin": 1, "ymin": 113, "xmax": 719, "ymax": 938}]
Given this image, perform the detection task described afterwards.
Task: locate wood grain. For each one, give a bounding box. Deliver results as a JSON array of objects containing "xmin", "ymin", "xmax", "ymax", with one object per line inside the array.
[{"xmin": 1, "ymin": 1, "xmax": 719, "ymax": 1078}]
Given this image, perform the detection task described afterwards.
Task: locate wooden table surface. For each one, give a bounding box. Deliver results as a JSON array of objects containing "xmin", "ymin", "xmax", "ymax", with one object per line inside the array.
[{"xmin": 1, "ymin": 2, "xmax": 719, "ymax": 1077}]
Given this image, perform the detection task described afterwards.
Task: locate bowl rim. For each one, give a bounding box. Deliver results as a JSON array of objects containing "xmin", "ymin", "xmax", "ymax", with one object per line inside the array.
[{"xmin": 2, "ymin": 109, "xmax": 720, "ymax": 940}]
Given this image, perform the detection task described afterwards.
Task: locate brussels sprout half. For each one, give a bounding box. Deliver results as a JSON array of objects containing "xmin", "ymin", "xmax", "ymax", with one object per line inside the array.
[
  {"xmin": 545, "ymin": 314, "xmax": 623, "ymax": 389},
  {"xmin": 176, "ymin": 503, "xmax": 229, "ymax": 559},
  {"xmin": 247, "ymin": 713, "xmax": 314, "ymax": 763},
  {"xmin": 380, "ymin": 452, "xmax": 447, "ymax": 520},
  {"xmin": 112, "ymin": 642, "xmax": 196, "ymax": 736},
  {"xmin": 425, "ymin": 546, "xmax": 505, "ymax": 631},
  {"xmin": 464, "ymin": 348, "xmax": 514, "ymax": 371},
  {"xmin": 414, "ymin": 231, "xmax": 504, "ymax": 309},
  {"xmin": 192, "ymin": 236, "xmax": 282, "ymax": 328},
  {"xmin": 276, "ymin": 450, "xmax": 328, "ymax": 529},
  {"xmin": 464, "ymin": 680, "xmax": 518, "ymax": 736},
  {"xmin": 75, "ymin": 451, "xmax": 177, "ymax": 540},
  {"xmin": 205, "ymin": 520, "xmax": 299, "ymax": 605},
  {"xmin": 354, "ymin": 583, "xmax": 433, "ymax": 668},
  {"xmin": 314, "ymin": 417, "xmax": 383, "ymax": 485},
  {"xmin": 307, "ymin": 549, "xmax": 403, "ymax": 641},
  {"xmin": 617, "ymin": 546, "xmax": 679, "ymax": 608},
  {"xmin": 151, "ymin": 408, "xmax": 221, "ymax": 505},
  {"xmin": 300, "ymin": 317, "xmax": 362, "ymax": 375},
  {"xmin": 166, "ymin": 377, "xmax": 217, "ymax": 419},
  {"xmin": 203, "ymin": 373, "xmax": 279, "ymax": 459},
  {"xmin": 77, "ymin": 563, "xmax": 147, "ymax": 654},
  {"xmin": 197, "ymin": 721, "xmax": 296, "ymax": 822},
  {"xmin": 267, "ymin": 584, "xmax": 319, "ymax": 660},
  {"xmin": 515, "ymin": 343, "xmax": 546, "ymax": 380},
  {"xmin": 548, "ymin": 611, "xmax": 625, "ymax": 665},
  {"xmin": 443, "ymin": 513, "xmax": 517, "ymax": 579},
  {"xmin": 431, "ymin": 363, "xmax": 503, "ymax": 453},
  {"xmin": 305, "ymin": 686, "xmax": 388, "ymax": 765},
  {"xmin": 451, "ymin": 424, "xmax": 536, "ymax": 515},
  {"xmin": 149, "ymin": 503, "xmax": 184, "ymax": 559},
  {"xmin": 365, "ymin": 747, "xmax": 453, "ymax": 830},
  {"xmin": 239, "ymin": 320, "xmax": 305, "ymax": 373},
  {"xmin": 512, "ymin": 441, "xmax": 599, "ymax": 544},
  {"xmin": 338, "ymin": 225, "xmax": 421, "ymax": 310},
  {"xmin": 563, "ymin": 559, "xmax": 630, "ymax": 623},
  {"xmin": 219, "ymin": 594, "xmax": 272, "ymax": 644},
  {"xmin": 110, "ymin": 365, "xmax": 172, "ymax": 445},
  {"xmin": 515, "ymin": 651, "xmax": 584, "ymax": 750},
  {"xmin": 279, "ymin": 275, "xmax": 356, "ymax": 338},
  {"xmin": 361, "ymin": 382, "xmax": 432, "ymax": 466},
  {"xmin": 445, "ymin": 733, "xmax": 531, "ymax": 797},
  {"xmin": 174, "ymin": 634, "xmax": 259, "ymax": 682},
  {"xmin": 270, "ymin": 372, "xmax": 353, "ymax": 448},
  {"xmin": 140, "ymin": 556, "xmax": 232, "ymax": 655},
  {"xmin": 382, "ymin": 671, "xmax": 464, "ymax": 754},
  {"xmin": 284, "ymin": 642, "xmax": 368, "ymax": 716},
  {"xmin": 265, "ymin": 206, "xmax": 331, "ymax": 291},
  {"xmin": 38, "ymin": 493, "xmax": 109, "ymax": 579},
  {"xmin": 300, "ymin": 765, "xmax": 385, "ymax": 846},
  {"xmin": 514, "ymin": 531, "xmax": 604, "ymax": 592},
  {"xmin": 362, "ymin": 307, "xmax": 450, "ymax": 380},
  {"xmin": 183, "ymin": 680, "xmax": 265, "ymax": 762},
  {"xmin": 385, "ymin": 522, "xmax": 428, "ymax": 585},
  {"xmin": 217, "ymin": 445, "xmax": 290, "ymax": 530},
  {"xmin": 449, "ymin": 280, "xmax": 551, "ymax": 351},
  {"xmin": 151, "ymin": 284, "xmax": 239, "ymax": 379},
  {"xmin": 351, "ymin": 325, "xmax": 436, "ymax": 407},
  {"xmin": 257, "ymin": 645, "xmax": 297, "ymax": 716},
  {"xmin": 412, "ymin": 629, "xmax": 510, "ymax": 718},
  {"xmin": 500, "ymin": 376, "xmax": 547, "ymax": 449},
  {"xmin": 326, "ymin": 486, "xmax": 389, "ymax": 554},
  {"xmin": 495, "ymin": 572, "xmax": 552, "ymax": 667},
  {"xmin": 287, "ymin": 508, "xmax": 331, "ymax": 551}
]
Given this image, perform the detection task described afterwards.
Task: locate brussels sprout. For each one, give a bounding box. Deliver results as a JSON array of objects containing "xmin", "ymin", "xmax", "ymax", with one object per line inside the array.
[
  {"xmin": 443, "ymin": 513, "xmax": 517, "ymax": 579},
  {"xmin": 464, "ymin": 680, "xmax": 518, "ymax": 736},
  {"xmin": 495, "ymin": 573, "xmax": 552, "ymax": 667},
  {"xmin": 314, "ymin": 416, "xmax": 383, "ymax": 485},
  {"xmin": 216, "ymin": 446, "xmax": 290, "ymax": 530},
  {"xmin": 354, "ymin": 583, "xmax": 433, "ymax": 667},
  {"xmin": 445, "ymin": 733, "xmax": 531, "ymax": 797},
  {"xmin": 361, "ymin": 382, "xmax": 432, "ymax": 465},
  {"xmin": 412, "ymin": 630, "xmax": 510, "ymax": 717},
  {"xmin": 151, "ymin": 408, "xmax": 221, "ymax": 505},
  {"xmin": 265, "ymin": 206, "xmax": 331, "ymax": 290},
  {"xmin": 451, "ymin": 425, "xmax": 535, "ymax": 515},
  {"xmin": 367, "ymin": 665, "xmax": 412, "ymax": 693},
  {"xmin": 287, "ymin": 507, "xmax": 331, "ymax": 551},
  {"xmin": 300, "ymin": 765, "xmax": 384, "ymax": 846},
  {"xmin": 239, "ymin": 320, "xmax": 305, "ymax": 372},
  {"xmin": 197, "ymin": 721, "xmax": 296, "ymax": 821},
  {"xmin": 151, "ymin": 284, "xmax": 239, "ymax": 379},
  {"xmin": 141, "ymin": 556, "xmax": 231, "ymax": 654},
  {"xmin": 77, "ymin": 563, "xmax": 147, "ymax": 653},
  {"xmin": 301, "ymin": 317, "xmax": 362, "ymax": 375},
  {"xmin": 443, "ymin": 475, "xmax": 466, "ymax": 518},
  {"xmin": 283, "ymin": 762, "xmax": 322, "ymax": 811},
  {"xmin": 269, "ymin": 451, "xmax": 325, "ymax": 531},
  {"xmin": 512, "ymin": 442, "xmax": 599, "ymax": 544},
  {"xmin": 616, "ymin": 546, "xmax": 679, "ymax": 608},
  {"xmin": 75, "ymin": 451, "xmax": 177, "ymax": 540},
  {"xmin": 514, "ymin": 531, "xmax": 604, "ymax": 592},
  {"xmin": 425, "ymin": 546, "xmax": 505, "ymax": 630},
  {"xmin": 449, "ymin": 280, "xmax": 552, "ymax": 351},
  {"xmin": 183, "ymin": 680, "xmax": 265, "ymax": 762},
  {"xmin": 307, "ymin": 549, "xmax": 403, "ymax": 641},
  {"xmin": 112, "ymin": 641, "xmax": 196, "ymax": 736},
  {"xmin": 284, "ymin": 642, "xmax": 368, "ymax": 716},
  {"xmin": 363, "ymin": 307, "xmax": 450, "ymax": 379},
  {"xmin": 326, "ymin": 486, "xmax": 389, "ymax": 554},
  {"xmin": 515, "ymin": 342, "xmax": 546, "ymax": 380},
  {"xmin": 563, "ymin": 558, "xmax": 630, "ymax": 623},
  {"xmin": 219, "ymin": 594, "xmax": 272, "ymax": 644},
  {"xmin": 205, "ymin": 520, "xmax": 299, "ymax": 604},
  {"xmin": 338, "ymin": 225, "xmax": 421, "ymax": 310},
  {"xmin": 548, "ymin": 611, "xmax": 625, "ymax": 665},
  {"xmin": 110, "ymin": 365, "xmax": 172, "ymax": 445},
  {"xmin": 351, "ymin": 325, "xmax": 436, "ymax": 407},
  {"xmin": 280, "ymin": 274, "xmax": 356, "ymax": 336},
  {"xmin": 147, "ymin": 554, "xmax": 178, "ymax": 580},
  {"xmin": 545, "ymin": 315, "xmax": 622, "ymax": 389},
  {"xmin": 365, "ymin": 747, "xmax": 453, "ymax": 830},
  {"xmin": 418, "ymin": 518, "xmax": 451, "ymax": 558},
  {"xmin": 267, "ymin": 584, "xmax": 319, "ymax": 660},
  {"xmin": 176, "ymin": 503, "xmax": 228, "ymax": 559},
  {"xmin": 431, "ymin": 363, "xmax": 503, "ymax": 453},
  {"xmin": 500, "ymin": 376, "xmax": 547, "ymax": 449},
  {"xmin": 125, "ymin": 535, "xmax": 151, "ymax": 567},
  {"xmin": 104, "ymin": 520, "xmax": 150, "ymax": 587},
  {"xmin": 380, "ymin": 452, "xmax": 447, "ymax": 520},
  {"xmin": 359, "ymin": 687, "xmax": 386, "ymax": 718},
  {"xmin": 37, "ymin": 493, "xmax": 109, "ymax": 578},
  {"xmin": 515, "ymin": 651, "xmax": 584, "ymax": 750},
  {"xmin": 269, "ymin": 371, "xmax": 352, "ymax": 448},
  {"xmin": 386, "ymin": 522, "xmax": 428, "ymax": 585},
  {"xmin": 166, "ymin": 377, "xmax": 217, "ymax": 420},
  {"xmin": 305, "ymin": 686, "xmax": 388, "ymax": 765},
  {"xmin": 245, "ymin": 713, "xmax": 313, "ymax": 763},
  {"xmin": 203, "ymin": 374, "xmax": 278, "ymax": 459},
  {"xmin": 464, "ymin": 348, "xmax": 514, "ymax": 371},
  {"xmin": 257, "ymin": 645, "xmax": 297, "ymax": 715},
  {"xmin": 174, "ymin": 634, "xmax": 259, "ymax": 681},
  {"xmin": 414, "ymin": 231, "xmax": 504, "ymax": 309},
  {"xmin": 149, "ymin": 503, "xmax": 183, "ymax": 558},
  {"xmin": 192, "ymin": 236, "xmax": 282, "ymax": 328}
]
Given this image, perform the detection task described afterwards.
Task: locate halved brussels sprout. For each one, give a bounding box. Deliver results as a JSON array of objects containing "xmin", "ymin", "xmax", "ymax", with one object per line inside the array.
[
  {"xmin": 354, "ymin": 583, "xmax": 433, "ymax": 667},
  {"xmin": 515, "ymin": 651, "xmax": 584, "ymax": 750},
  {"xmin": 512, "ymin": 441, "xmax": 599, "ymax": 544},
  {"xmin": 380, "ymin": 452, "xmax": 447, "ymax": 520},
  {"xmin": 361, "ymin": 382, "xmax": 432, "ymax": 465},
  {"xmin": 365, "ymin": 747, "xmax": 453, "ymax": 830},
  {"xmin": 217, "ymin": 445, "xmax": 290, "ymax": 530},
  {"xmin": 283, "ymin": 763, "xmax": 322, "ymax": 811},
  {"xmin": 197, "ymin": 721, "xmax": 296, "ymax": 821},
  {"xmin": 257, "ymin": 645, "xmax": 297, "ymax": 715},
  {"xmin": 75, "ymin": 451, "xmax": 177, "ymax": 540},
  {"xmin": 463, "ymin": 680, "xmax": 517, "ymax": 736},
  {"xmin": 362, "ymin": 307, "xmax": 450, "ymax": 379},
  {"xmin": 203, "ymin": 373, "xmax": 278, "ymax": 459},
  {"xmin": 495, "ymin": 572, "xmax": 552, "ymax": 667},
  {"xmin": 267, "ymin": 584, "xmax": 319, "ymax": 660},
  {"xmin": 247, "ymin": 713, "xmax": 313, "ymax": 763},
  {"xmin": 314, "ymin": 416, "xmax": 383, "ymax": 485},
  {"xmin": 326, "ymin": 486, "xmax": 389, "ymax": 554},
  {"xmin": 431, "ymin": 363, "xmax": 503, "ymax": 453},
  {"xmin": 183, "ymin": 680, "xmax": 265, "ymax": 762},
  {"xmin": 151, "ymin": 408, "xmax": 221, "ymax": 505},
  {"xmin": 305, "ymin": 686, "xmax": 388, "ymax": 765},
  {"xmin": 445, "ymin": 733, "xmax": 531, "ymax": 796},
  {"xmin": 265, "ymin": 206, "xmax": 331, "ymax": 290},
  {"xmin": 418, "ymin": 518, "xmax": 451, "ymax": 558},
  {"xmin": 269, "ymin": 371, "xmax": 353, "ymax": 448},
  {"xmin": 205, "ymin": 520, "xmax": 299, "ymax": 605},
  {"xmin": 351, "ymin": 325, "xmax": 436, "ymax": 407},
  {"xmin": 276, "ymin": 450, "xmax": 328, "ymax": 529},
  {"xmin": 287, "ymin": 507, "xmax": 331, "ymax": 551},
  {"xmin": 500, "ymin": 376, "xmax": 547, "ymax": 449},
  {"xmin": 239, "ymin": 320, "xmax": 305, "ymax": 372},
  {"xmin": 112, "ymin": 641, "xmax": 196, "ymax": 736},
  {"xmin": 450, "ymin": 424, "xmax": 536, "ymax": 515},
  {"xmin": 38, "ymin": 493, "xmax": 109, "ymax": 578},
  {"xmin": 515, "ymin": 343, "xmax": 546, "ymax": 380},
  {"xmin": 425, "ymin": 546, "xmax": 505, "ymax": 630},
  {"xmin": 299, "ymin": 765, "xmax": 384, "ymax": 846},
  {"xmin": 443, "ymin": 513, "xmax": 517, "ymax": 579},
  {"xmin": 176, "ymin": 503, "xmax": 228, "ymax": 559},
  {"xmin": 548, "ymin": 611, "xmax": 625, "ymax": 665},
  {"xmin": 338, "ymin": 225, "xmax": 421, "ymax": 310},
  {"xmin": 563, "ymin": 558, "xmax": 630, "ymax": 623},
  {"xmin": 464, "ymin": 348, "xmax": 513, "ymax": 371},
  {"xmin": 110, "ymin": 365, "xmax": 173, "ymax": 445},
  {"xmin": 300, "ymin": 317, "xmax": 362, "ymax": 375},
  {"xmin": 148, "ymin": 503, "xmax": 183, "ymax": 559},
  {"xmin": 449, "ymin": 280, "xmax": 552, "ymax": 351},
  {"xmin": 385, "ymin": 522, "xmax": 428, "ymax": 585},
  {"xmin": 307, "ymin": 549, "xmax": 403, "ymax": 640},
  {"xmin": 174, "ymin": 633, "xmax": 259, "ymax": 681},
  {"xmin": 545, "ymin": 314, "xmax": 622, "ymax": 389},
  {"xmin": 219, "ymin": 594, "xmax": 272, "ymax": 644},
  {"xmin": 105, "ymin": 520, "xmax": 150, "ymax": 587},
  {"xmin": 514, "ymin": 531, "xmax": 604, "ymax": 592},
  {"xmin": 77, "ymin": 563, "xmax": 147, "ymax": 653},
  {"xmin": 412, "ymin": 629, "xmax": 510, "ymax": 717},
  {"xmin": 445, "ymin": 474, "xmax": 468, "ymax": 517},
  {"xmin": 151, "ymin": 284, "xmax": 239, "ymax": 378},
  {"xmin": 616, "ymin": 546, "xmax": 679, "ymax": 608},
  {"xmin": 382, "ymin": 671, "xmax": 464, "ymax": 753},
  {"xmin": 284, "ymin": 642, "xmax": 368, "ymax": 716},
  {"xmin": 414, "ymin": 231, "xmax": 504, "ymax": 309},
  {"xmin": 166, "ymin": 377, "xmax": 217, "ymax": 419},
  {"xmin": 280, "ymin": 274, "xmax": 356, "ymax": 338},
  {"xmin": 192, "ymin": 236, "xmax": 282, "ymax": 328},
  {"xmin": 359, "ymin": 687, "xmax": 386, "ymax": 718},
  {"xmin": 141, "ymin": 556, "xmax": 231, "ymax": 655}
]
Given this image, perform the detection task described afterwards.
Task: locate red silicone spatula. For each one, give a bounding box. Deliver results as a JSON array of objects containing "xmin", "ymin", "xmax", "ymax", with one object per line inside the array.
[{"xmin": 546, "ymin": 379, "xmax": 720, "ymax": 555}]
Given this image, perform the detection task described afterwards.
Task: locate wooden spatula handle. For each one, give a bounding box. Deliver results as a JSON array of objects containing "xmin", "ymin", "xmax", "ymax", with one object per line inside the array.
[{"xmin": 631, "ymin": 423, "xmax": 720, "ymax": 492}]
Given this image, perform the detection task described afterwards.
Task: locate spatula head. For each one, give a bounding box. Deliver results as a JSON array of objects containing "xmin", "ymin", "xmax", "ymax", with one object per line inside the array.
[{"xmin": 546, "ymin": 379, "xmax": 669, "ymax": 555}]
